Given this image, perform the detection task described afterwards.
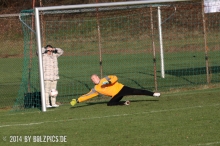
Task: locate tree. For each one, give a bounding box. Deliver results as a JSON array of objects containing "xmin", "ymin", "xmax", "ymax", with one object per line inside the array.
[{"xmin": 0, "ymin": 0, "xmax": 9, "ymax": 7}]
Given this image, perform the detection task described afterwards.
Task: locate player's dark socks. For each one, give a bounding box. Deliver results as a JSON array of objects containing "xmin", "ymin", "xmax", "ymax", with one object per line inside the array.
[{"xmin": 107, "ymin": 101, "xmax": 125, "ymax": 106}]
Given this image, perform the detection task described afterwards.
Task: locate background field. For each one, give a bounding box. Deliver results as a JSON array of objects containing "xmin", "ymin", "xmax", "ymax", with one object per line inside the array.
[
  {"xmin": 0, "ymin": 87, "xmax": 220, "ymax": 146},
  {"xmin": 2, "ymin": 51, "xmax": 219, "ymax": 109}
]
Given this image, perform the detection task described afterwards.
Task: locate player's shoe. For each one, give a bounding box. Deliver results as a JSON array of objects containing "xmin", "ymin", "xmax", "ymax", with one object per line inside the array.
[
  {"xmin": 153, "ymin": 92, "xmax": 160, "ymax": 97},
  {"xmin": 70, "ymin": 99, "xmax": 77, "ymax": 106},
  {"xmin": 124, "ymin": 100, "xmax": 130, "ymax": 105},
  {"xmin": 46, "ymin": 105, "xmax": 52, "ymax": 108},
  {"xmin": 52, "ymin": 104, "xmax": 59, "ymax": 108}
]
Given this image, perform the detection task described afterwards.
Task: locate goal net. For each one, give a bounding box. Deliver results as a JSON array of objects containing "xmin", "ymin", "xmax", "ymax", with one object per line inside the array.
[{"xmin": 15, "ymin": 0, "xmax": 214, "ymax": 111}]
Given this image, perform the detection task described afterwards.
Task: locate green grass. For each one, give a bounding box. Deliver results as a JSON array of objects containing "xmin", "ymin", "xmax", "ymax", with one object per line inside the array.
[
  {"xmin": 0, "ymin": 87, "xmax": 220, "ymax": 146},
  {"xmin": 1, "ymin": 50, "xmax": 220, "ymax": 108},
  {"xmin": 0, "ymin": 58, "xmax": 23, "ymax": 107}
]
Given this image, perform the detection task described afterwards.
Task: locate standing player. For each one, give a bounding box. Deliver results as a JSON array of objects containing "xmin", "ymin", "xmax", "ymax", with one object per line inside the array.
[
  {"xmin": 42, "ymin": 45, "xmax": 64, "ymax": 108},
  {"xmin": 70, "ymin": 74, "xmax": 160, "ymax": 106}
]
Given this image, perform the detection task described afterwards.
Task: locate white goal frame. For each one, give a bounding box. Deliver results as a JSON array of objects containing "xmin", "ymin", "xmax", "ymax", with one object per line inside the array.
[{"xmin": 35, "ymin": 0, "xmax": 190, "ymax": 112}]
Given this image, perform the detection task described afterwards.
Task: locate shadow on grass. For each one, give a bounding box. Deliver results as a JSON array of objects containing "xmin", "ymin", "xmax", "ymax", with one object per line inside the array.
[
  {"xmin": 69, "ymin": 99, "xmax": 159, "ymax": 109},
  {"xmin": 163, "ymin": 66, "xmax": 220, "ymax": 85},
  {"xmin": 165, "ymin": 66, "xmax": 220, "ymax": 76}
]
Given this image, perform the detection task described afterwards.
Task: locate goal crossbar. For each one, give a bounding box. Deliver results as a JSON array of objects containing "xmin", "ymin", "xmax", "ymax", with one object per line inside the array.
[{"xmin": 35, "ymin": 0, "xmax": 190, "ymax": 11}]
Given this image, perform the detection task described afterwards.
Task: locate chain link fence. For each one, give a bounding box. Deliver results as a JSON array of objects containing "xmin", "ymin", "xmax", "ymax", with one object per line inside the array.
[{"xmin": 0, "ymin": 13, "xmax": 24, "ymax": 109}]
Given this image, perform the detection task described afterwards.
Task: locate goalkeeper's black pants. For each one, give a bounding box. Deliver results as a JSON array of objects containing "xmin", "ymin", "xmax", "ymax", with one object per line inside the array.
[{"xmin": 107, "ymin": 86, "xmax": 154, "ymax": 106}]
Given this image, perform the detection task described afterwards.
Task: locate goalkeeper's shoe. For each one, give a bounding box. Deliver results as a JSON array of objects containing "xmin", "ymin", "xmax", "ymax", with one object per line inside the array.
[
  {"xmin": 46, "ymin": 105, "xmax": 52, "ymax": 108},
  {"xmin": 70, "ymin": 99, "xmax": 77, "ymax": 106},
  {"xmin": 124, "ymin": 101, "xmax": 130, "ymax": 105},
  {"xmin": 153, "ymin": 92, "xmax": 160, "ymax": 97}
]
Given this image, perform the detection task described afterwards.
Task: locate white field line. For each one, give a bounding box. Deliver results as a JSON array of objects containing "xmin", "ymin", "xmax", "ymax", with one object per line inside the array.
[
  {"xmin": 6, "ymin": 109, "xmax": 55, "ymax": 116},
  {"xmin": 190, "ymin": 141, "xmax": 220, "ymax": 146},
  {"xmin": 162, "ymin": 88, "xmax": 220, "ymax": 97},
  {"xmin": 0, "ymin": 103, "xmax": 219, "ymax": 128}
]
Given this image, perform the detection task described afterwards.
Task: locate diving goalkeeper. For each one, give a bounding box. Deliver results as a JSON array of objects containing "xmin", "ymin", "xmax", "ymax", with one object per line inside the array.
[{"xmin": 70, "ymin": 74, "xmax": 160, "ymax": 106}]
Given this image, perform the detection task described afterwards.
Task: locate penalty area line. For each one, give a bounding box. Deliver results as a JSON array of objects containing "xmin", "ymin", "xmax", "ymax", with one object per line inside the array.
[
  {"xmin": 5, "ymin": 109, "xmax": 56, "ymax": 116},
  {"xmin": 190, "ymin": 141, "xmax": 220, "ymax": 146},
  {"xmin": 0, "ymin": 103, "xmax": 219, "ymax": 128}
]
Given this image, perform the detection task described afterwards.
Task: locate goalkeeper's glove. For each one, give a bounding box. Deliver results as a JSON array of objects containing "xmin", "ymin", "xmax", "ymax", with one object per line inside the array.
[{"xmin": 70, "ymin": 99, "xmax": 77, "ymax": 106}]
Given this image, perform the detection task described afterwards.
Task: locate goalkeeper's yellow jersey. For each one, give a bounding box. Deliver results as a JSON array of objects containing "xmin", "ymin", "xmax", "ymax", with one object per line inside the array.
[{"xmin": 78, "ymin": 75, "xmax": 124, "ymax": 103}]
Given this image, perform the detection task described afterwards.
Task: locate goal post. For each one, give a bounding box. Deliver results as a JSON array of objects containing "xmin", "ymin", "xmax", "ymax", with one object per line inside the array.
[{"xmin": 35, "ymin": 9, "xmax": 46, "ymax": 111}]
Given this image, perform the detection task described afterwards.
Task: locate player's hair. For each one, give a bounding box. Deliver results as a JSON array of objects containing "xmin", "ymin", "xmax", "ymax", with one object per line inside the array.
[
  {"xmin": 91, "ymin": 74, "xmax": 98, "ymax": 78},
  {"xmin": 44, "ymin": 45, "xmax": 54, "ymax": 53},
  {"xmin": 45, "ymin": 45, "xmax": 53, "ymax": 49}
]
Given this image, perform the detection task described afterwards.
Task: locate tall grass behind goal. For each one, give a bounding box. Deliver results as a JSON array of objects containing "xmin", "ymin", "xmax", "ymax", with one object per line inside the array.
[{"xmin": 15, "ymin": 1, "xmax": 220, "ymax": 111}]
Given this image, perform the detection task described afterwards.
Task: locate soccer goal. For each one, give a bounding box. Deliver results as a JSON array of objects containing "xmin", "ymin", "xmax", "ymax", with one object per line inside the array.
[{"xmin": 17, "ymin": 0, "xmax": 190, "ymax": 112}]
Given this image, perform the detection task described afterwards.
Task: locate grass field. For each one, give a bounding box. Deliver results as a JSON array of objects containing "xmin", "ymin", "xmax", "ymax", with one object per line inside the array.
[
  {"xmin": 1, "ymin": 50, "xmax": 220, "ymax": 109},
  {"xmin": 0, "ymin": 87, "xmax": 219, "ymax": 146}
]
